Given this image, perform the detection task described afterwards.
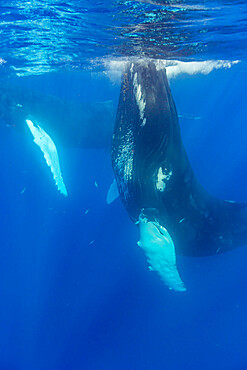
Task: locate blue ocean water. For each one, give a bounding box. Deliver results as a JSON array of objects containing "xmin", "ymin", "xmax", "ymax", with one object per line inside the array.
[{"xmin": 0, "ymin": 1, "xmax": 247, "ymax": 369}]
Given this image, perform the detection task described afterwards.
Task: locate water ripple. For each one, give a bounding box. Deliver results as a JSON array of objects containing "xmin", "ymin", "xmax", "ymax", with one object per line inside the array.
[{"xmin": 0, "ymin": 0, "xmax": 246, "ymax": 76}]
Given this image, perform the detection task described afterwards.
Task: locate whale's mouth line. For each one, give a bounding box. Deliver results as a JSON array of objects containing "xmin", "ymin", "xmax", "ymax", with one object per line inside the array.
[
  {"xmin": 153, "ymin": 222, "xmax": 166, "ymax": 237},
  {"xmin": 139, "ymin": 211, "xmax": 165, "ymax": 237}
]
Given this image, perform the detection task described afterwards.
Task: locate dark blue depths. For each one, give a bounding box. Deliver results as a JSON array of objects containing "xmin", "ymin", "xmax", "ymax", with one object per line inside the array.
[{"xmin": 0, "ymin": 64, "xmax": 247, "ymax": 370}]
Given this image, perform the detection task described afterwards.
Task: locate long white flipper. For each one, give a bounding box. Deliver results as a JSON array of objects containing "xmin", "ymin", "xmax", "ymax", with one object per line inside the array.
[
  {"xmin": 26, "ymin": 119, "xmax": 68, "ymax": 196},
  {"xmin": 138, "ymin": 212, "xmax": 186, "ymax": 292},
  {"xmin": 106, "ymin": 178, "xmax": 119, "ymax": 204}
]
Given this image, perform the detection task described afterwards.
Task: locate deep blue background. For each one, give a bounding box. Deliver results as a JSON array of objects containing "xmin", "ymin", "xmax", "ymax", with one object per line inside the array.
[{"xmin": 0, "ymin": 62, "xmax": 247, "ymax": 370}]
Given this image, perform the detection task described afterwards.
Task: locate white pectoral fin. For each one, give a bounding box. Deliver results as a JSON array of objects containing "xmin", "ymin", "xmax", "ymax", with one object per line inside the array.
[
  {"xmin": 106, "ymin": 178, "xmax": 119, "ymax": 204},
  {"xmin": 26, "ymin": 119, "xmax": 68, "ymax": 196},
  {"xmin": 138, "ymin": 213, "xmax": 186, "ymax": 292}
]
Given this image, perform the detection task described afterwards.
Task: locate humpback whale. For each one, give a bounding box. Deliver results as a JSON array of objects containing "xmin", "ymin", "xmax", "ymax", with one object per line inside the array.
[
  {"xmin": 0, "ymin": 84, "xmax": 115, "ymax": 148},
  {"xmin": 111, "ymin": 61, "xmax": 247, "ymax": 291}
]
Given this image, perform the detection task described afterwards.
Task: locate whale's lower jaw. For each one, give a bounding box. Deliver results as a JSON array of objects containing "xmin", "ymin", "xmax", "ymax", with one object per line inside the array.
[{"xmin": 138, "ymin": 209, "xmax": 186, "ymax": 292}]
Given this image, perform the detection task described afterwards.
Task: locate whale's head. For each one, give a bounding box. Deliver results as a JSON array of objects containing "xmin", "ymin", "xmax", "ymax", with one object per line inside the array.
[{"xmin": 138, "ymin": 208, "xmax": 186, "ymax": 292}]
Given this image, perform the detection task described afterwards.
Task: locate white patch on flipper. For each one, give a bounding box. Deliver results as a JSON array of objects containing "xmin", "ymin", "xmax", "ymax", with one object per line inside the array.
[
  {"xmin": 106, "ymin": 178, "xmax": 119, "ymax": 204},
  {"xmin": 26, "ymin": 119, "xmax": 68, "ymax": 196},
  {"xmin": 156, "ymin": 167, "xmax": 172, "ymax": 192},
  {"xmin": 138, "ymin": 213, "xmax": 186, "ymax": 292},
  {"xmin": 133, "ymin": 72, "xmax": 147, "ymax": 127}
]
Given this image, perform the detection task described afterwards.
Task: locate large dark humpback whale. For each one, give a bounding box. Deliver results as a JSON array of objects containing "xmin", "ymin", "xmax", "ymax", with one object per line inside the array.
[
  {"xmin": 111, "ymin": 61, "xmax": 247, "ymax": 291},
  {"xmin": 0, "ymin": 84, "xmax": 115, "ymax": 148}
]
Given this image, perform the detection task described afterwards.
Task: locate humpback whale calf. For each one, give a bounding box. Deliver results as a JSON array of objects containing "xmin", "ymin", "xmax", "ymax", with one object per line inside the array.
[{"xmin": 111, "ymin": 61, "xmax": 247, "ymax": 291}]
